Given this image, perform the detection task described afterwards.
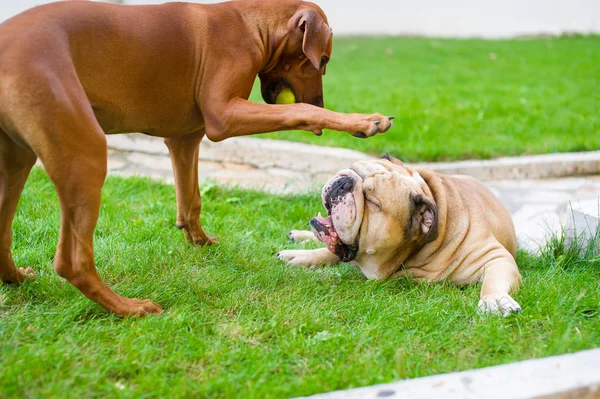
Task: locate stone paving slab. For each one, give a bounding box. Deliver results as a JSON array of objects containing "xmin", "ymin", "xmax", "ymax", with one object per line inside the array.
[
  {"xmin": 295, "ymin": 348, "xmax": 600, "ymax": 399},
  {"xmin": 486, "ymin": 176, "xmax": 600, "ymax": 251}
]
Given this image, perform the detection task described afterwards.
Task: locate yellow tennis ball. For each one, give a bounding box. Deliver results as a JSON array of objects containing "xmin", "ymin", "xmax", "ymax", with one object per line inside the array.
[{"xmin": 276, "ymin": 87, "xmax": 296, "ymax": 104}]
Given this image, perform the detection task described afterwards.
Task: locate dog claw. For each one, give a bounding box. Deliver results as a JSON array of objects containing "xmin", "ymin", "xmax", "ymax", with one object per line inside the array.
[
  {"xmin": 387, "ymin": 116, "xmax": 395, "ymax": 120},
  {"xmin": 314, "ymin": 130, "xmax": 323, "ymax": 136},
  {"xmin": 374, "ymin": 121, "xmax": 380, "ymax": 125},
  {"xmin": 353, "ymin": 132, "xmax": 368, "ymax": 139}
]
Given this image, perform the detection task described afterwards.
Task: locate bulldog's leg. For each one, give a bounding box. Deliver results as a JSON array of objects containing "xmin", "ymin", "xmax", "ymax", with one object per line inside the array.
[
  {"xmin": 0, "ymin": 130, "xmax": 37, "ymax": 284},
  {"xmin": 277, "ymin": 248, "xmax": 340, "ymax": 269},
  {"xmin": 478, "ymin": 258, "xmax": 522, "ymax": 317},
  {"xmin": 288, "ymin": 230, "xmax": 319, "ymax": 243},
  {"xmin": 164, "ymin": 131, "xmax": 216, "ymax": 246}
]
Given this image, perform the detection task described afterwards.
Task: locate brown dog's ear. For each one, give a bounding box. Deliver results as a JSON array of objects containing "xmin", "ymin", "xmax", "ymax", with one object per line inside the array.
[
  {"xmin": 382, "ymin": 153, "xmax": 404, "ymax": 166},
  {"xmin": 292, "ymin": 9, "xmax": 332, "ymax": 70},
  {"xmin": 412, "ymin": 194, "xmax": 438, "ymax": 244}
]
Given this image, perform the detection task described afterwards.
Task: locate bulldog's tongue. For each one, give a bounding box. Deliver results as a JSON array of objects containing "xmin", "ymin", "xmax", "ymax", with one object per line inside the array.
[{"xmin": 313, "ymin": 212, "xmax": 340, "ymax": 253}]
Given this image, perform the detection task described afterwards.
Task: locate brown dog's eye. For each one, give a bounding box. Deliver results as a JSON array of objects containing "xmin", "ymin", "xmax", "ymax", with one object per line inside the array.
[{"xmin": 320, "ymin": 56, "xmax": 329, "ymax": 69}]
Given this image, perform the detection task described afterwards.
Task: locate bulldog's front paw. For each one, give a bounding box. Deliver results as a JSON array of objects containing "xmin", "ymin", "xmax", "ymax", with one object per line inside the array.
[
  {"xmin": 347, "ymin": 113, "xmax": 393, "ymax": 138},
  {"xmin": 277, "ymin": 249, "xmax": 319, "ymax": 269},
  {"xmin": 478, "ymin": 293, "xmax": 521, "ymax": 317},
  {"xmin": 288, "ymin": 230, "xmax": 318, "ymax": 243},
  {"xmin": 277, "ymin": 248, "xmax": 339, "ymax": 269}
]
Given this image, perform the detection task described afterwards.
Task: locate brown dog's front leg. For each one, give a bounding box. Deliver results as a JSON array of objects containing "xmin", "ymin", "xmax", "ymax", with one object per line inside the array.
[
  {"xmin": 165, "ymin": 131, "xmax": 216, "ymax": 246},
  {"xmin": 203, "ymin": 100, "xmax": 393, "ymax": 142}
]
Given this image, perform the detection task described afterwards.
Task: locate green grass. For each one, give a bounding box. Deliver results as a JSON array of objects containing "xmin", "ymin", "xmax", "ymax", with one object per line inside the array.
[
  {"xmin": 250, "ymin": 35, "xmax": 600, "ymax": 161},
  {"xmin": 1, "ymin": 169, "xmax": 599, "ymax": 398}
]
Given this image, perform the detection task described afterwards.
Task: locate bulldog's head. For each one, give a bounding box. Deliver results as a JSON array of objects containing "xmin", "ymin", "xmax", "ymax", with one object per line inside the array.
[
  {"xmin": 310, "ymin": 155, "xmax": 439, "ymax": 265},
  {"xmin": 259, "ymin": 1, "xmax": 332, "ymax": 108}
]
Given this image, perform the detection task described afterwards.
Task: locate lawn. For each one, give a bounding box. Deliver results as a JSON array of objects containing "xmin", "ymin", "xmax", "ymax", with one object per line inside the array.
[
  {"xmin": 251, "ymin": 35, "xmax": 600, "ymax": 162},
  {"xmin": 1, "ymin": 170, "xmax": 599, "ymax": 398}
]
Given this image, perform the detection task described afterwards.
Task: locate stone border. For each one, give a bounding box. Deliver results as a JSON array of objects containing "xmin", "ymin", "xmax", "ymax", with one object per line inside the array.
[
  {"xmin": 296, "ymin": 348, "xmax": 600, "ymax": 399},
  {"xmin": 418, "ymin": 151, "xmax": 600, "ymax": 181},
  {"xmin": 107, "ymin": 134, "xmax": 600, "ymax": 181}
]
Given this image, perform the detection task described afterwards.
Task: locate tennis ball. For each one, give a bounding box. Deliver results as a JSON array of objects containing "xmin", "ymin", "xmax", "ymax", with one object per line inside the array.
[{"xmin": 275, "ymin": 87, "xmax": 296, "ymax": 104}]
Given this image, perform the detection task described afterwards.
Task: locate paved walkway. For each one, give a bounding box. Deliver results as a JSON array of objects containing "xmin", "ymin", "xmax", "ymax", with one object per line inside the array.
[{"xmin": 106, "ymin": 134, "xmax": 600, "ymax": 253}]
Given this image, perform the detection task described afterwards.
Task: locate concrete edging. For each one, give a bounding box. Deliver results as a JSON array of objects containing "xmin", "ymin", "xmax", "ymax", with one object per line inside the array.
[
  {"xmin": 107, "ymin": 134, "xmax": 600, "ymax": 181},
  {"xmin": 296, "ymin": 348, "xmax": 600, "ymax": 399}
]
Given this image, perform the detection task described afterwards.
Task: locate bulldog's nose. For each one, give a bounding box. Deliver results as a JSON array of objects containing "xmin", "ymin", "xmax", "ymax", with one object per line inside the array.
[{"xmin": 328, "ymin": 176, "xmax": 356, "ymax": 199}]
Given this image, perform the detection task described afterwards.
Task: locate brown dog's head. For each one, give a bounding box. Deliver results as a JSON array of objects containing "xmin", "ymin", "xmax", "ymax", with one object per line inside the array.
[
  {"xmin": 259, "ymin": 1, "xmax": 332, "ymax": 107},
  {"xmin": 310, "ymin": 156, "xmax": 439, "ymax": 272}
]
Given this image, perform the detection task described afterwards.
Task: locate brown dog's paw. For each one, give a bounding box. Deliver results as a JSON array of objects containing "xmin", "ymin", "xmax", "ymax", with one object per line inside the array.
[
  {"xmin": 193, "ymin": 236, "xmax": 218, "ymax": 246},
  {"xmin": 348, "ymin": 113, "xmax": 393, "ymax": 138},
  {"xmin": 1, "ymin": 267, "xmax": 36, "ymax": 285},
  {"xmin": 118, "ymin": 298, "xmax": 163, "ymax": 318},
  {"xmin": 179, "ymin": 224, "xmax": 217, "ymax": 246},
  {"xmin": 19, "ymin": 267, "xmax": 36, "ymax": 281}
]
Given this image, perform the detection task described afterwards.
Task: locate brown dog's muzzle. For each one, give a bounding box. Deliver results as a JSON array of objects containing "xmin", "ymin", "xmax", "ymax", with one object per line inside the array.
[
  {"xmin": 259, "ymin": 76, "xmax": 287, "ymax": 104},
  {"xmin": 259, "ymin": 75, "xmax": 324, "ymax": 108}
]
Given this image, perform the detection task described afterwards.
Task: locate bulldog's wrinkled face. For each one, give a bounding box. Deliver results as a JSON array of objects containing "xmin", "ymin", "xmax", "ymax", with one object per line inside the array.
[
  {"xmin": 259, "ymin": 3, "xmax": 332, "ymax": 107},
  {"xmin": 310, "ymin": 157, "xmax": 438, "ymax": 264}
]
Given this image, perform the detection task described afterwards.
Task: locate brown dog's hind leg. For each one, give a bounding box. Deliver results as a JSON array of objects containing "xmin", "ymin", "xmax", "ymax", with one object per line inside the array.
[
  {"xmin": 165, "ymin": 130, "xmax": 216, "ymax": 246},
  {"xmin": 15, "ymin": 75, "xmax": 163, "ymax": 317},
  {"xmin": 44, "ymin": 129, "xmax": 161, "ymax": 317},
  {"xmin": 0, "ymin": 130, "xmax": 37, "ymax": 284}
]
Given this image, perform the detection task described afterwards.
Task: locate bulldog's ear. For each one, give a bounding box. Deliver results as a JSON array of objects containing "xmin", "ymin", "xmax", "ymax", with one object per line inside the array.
[
  {"xmin": 412, "ymin": 194, "xmax": 438, "ymax": 244},
  {"xmin": 382, "ymin": 153, "xmax": 404, "ymax": 166},
  {"xmin": 291, "ymin": 9, "xmax": 332, "ymax": 70}
]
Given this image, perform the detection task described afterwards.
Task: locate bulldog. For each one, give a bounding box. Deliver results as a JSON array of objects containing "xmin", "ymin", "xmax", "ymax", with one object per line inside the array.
[{"xmin": 277, "ymin": 155, "xmax": 522, "ymax": 316}]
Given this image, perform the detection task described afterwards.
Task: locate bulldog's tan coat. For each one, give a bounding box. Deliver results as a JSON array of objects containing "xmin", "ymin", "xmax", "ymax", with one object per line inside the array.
[{"xmin": 278, "ymin": 156, "xmax": 522, "ymax": 316}]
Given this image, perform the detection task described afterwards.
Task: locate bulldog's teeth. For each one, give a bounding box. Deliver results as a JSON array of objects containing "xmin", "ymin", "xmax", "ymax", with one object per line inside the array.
[{"xmin": 318, "ymin": 212, "xmax": 322, "ymax": 218}]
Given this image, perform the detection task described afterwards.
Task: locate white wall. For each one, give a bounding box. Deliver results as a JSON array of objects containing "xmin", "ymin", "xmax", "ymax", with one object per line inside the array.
[
  {"xmin": 2, "ymin": 0, "xmax": 599, "ymax": 38},
  {"xmin": 1, "ymin": 0, "xmax": 55, "ymax": 20}
]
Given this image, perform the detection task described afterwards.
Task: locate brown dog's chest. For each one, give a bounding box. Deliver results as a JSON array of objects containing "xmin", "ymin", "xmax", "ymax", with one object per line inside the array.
[{"xmin": 92, "ymin": 102, "xmax": 205, "ymax": 137}]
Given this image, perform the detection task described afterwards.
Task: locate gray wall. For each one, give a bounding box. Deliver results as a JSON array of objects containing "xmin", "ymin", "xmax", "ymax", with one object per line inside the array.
[{"xmin": 2, "ymin": 0, "xmax": 599, "ymax": 38}]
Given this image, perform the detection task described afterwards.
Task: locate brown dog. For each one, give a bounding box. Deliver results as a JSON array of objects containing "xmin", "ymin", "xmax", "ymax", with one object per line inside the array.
[
  {"xmin": 0, "ymin": 0, "xmax": 392, "ymax": 316},
  {"xmin": 278, "ymin": 155, "xmax": 522, "ymax": 316}
]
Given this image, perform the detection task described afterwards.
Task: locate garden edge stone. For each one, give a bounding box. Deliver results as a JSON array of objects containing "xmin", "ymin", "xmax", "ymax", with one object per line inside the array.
[
  {"xmin": 107, "ymin": 134, "xmax": 600, "ymax": 181},
  {"xmin": 294, "ymin": 348, "xmax": 600, "ymax": 399}
]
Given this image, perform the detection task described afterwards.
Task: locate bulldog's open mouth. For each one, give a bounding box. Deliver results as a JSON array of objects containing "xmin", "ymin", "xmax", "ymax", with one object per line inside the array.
[{"xmin": 309, "ymin": 175, "xmax": 360, "ymax": 262}]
